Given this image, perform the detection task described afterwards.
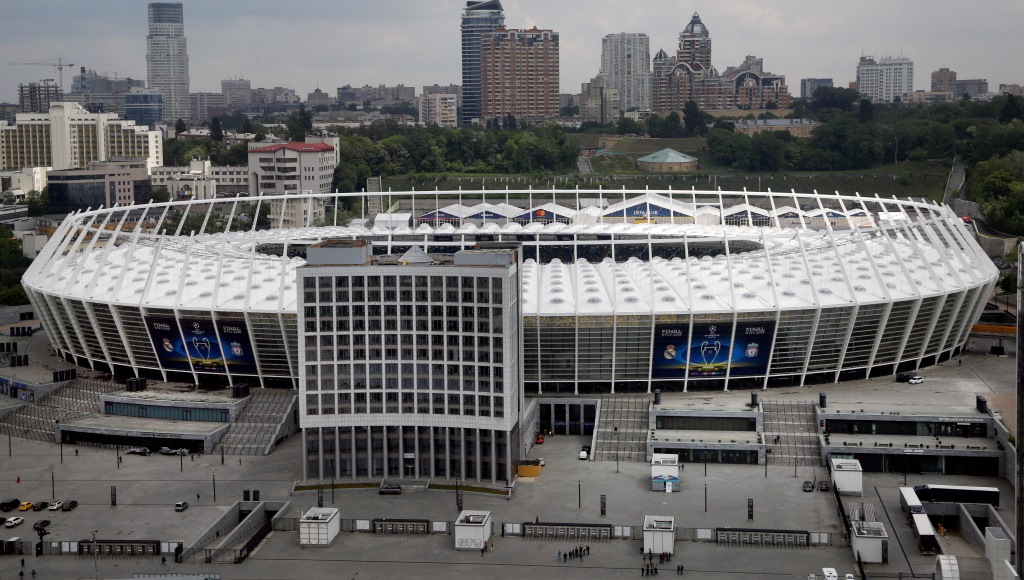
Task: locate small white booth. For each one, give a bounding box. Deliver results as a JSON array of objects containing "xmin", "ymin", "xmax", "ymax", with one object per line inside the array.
[
  {"xmin": 850, "ymin": 521, "xmax": 888, "ymax": 563},
  {"xmin": 374, "ymin": 212, "xmax": 412, "ymax": 229},
  {"xmin": 299, "ymin": 507, "xmax": 341, "ymax": 547},
  {"xmin": 830, "ymin": 458, "xmax": 863, "ymax": 496},
  {"xmin": 651, "ymin": 453, "xmax": 680, "ymax": 492},
  {"xmin": 454, "ymin": 510, "xmax": 492, "ymax": 551},
  {"xmin": 642, "ymin": 516, "xmax": 675, "ymax": 555}
]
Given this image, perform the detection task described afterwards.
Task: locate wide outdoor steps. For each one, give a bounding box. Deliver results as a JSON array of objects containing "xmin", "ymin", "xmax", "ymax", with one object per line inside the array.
[
  {"xmin": 216, "ymin": 390, "xmax": 296, "ymax": 455},
  {"xmin": 0, "ymin": 378, "xmax": 120, "ymax": 442},
  {"xmin": 593, "ymin": 395, "xmax": 651, "ymax": 463},
  {"xmin": 762, "ymin": 399, "xmax": 820, "ymax": 467}
]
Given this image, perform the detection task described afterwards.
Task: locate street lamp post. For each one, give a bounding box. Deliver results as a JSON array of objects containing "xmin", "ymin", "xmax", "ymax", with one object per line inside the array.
[
  {"xmin": 212, "ymin": 474, "xmax": 216, "ymax": 502},
  {"xmin": 91, "ymin": 529, "xmax": 99, "ymax": 579},
  {"xmin": 56, "ymin": 420, "xmax": 62, "ymax": 463},
  {"xmin": 615, "ymin": 431, "xmax": 619, "ymax": 473},
  {"xmin": 578, "ymin": 480, "xmax": 581, "ymax": 509}
]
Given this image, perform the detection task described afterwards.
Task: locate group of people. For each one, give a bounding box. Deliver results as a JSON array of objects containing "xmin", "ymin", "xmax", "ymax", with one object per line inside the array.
[
  {"xmin": 557, "ymin": 544, "xmax": 590, "ymax": 563},
  {"xmin": 642, "ymin": 550, "xmax": 683, "ymax": 575}
]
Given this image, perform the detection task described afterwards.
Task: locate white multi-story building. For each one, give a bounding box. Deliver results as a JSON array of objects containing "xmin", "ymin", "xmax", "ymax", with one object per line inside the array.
[
  {"xmin": 146, "ymin": 2, "xmax": 190, "ymax": 122},
  {"xmin": 150, "ymin": 159, "xmax": 251, "ymax": 199},
  {"xmin": 856, "ymin": 56, "xmax": 914, "ymax": 103},
  {"xmin": 248, "ymin": 140, "xmax": 337, "ymax": 228},
  {"xmin": 0, "ymin": 102, "xmax": 163, "ymax": 171},
  {"xmin": 298, "ymin": 241, "xmax": 522, "ymax": 482},
  {"xmin": 418, "ymin": 94, "xmax": 458, "ymax": 127},
  {"xmin": 599, "ymin": 33, "xmax": 653, "ymax": 112}
]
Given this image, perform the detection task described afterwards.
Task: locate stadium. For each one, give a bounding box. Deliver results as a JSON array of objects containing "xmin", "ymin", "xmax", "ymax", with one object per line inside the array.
[{"xmin": 21, "ymin": 188, "xmax": 997, "ymax": 393}]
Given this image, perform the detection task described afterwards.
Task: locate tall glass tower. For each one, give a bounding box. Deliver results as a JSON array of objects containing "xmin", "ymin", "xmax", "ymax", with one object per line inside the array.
[
  {"xmin": 461, "ymin": 0, "xmax": 504, "ymax": 126},
  {"xmin": 146, "ymin": 2, "xmax": 190, "ymax": 122}
]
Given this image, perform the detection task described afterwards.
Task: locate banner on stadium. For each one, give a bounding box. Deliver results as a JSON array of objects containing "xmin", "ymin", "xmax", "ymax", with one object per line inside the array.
[
  {"xmin": 145, "ymin": 316, "xmax": 257, "ymax": 374},
  {"xmin": 651, "ymin": 321, "xmax": 774, "ymax": 379}
]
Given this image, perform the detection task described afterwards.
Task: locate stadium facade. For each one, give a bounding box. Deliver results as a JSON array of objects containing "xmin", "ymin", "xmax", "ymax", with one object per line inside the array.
[{"xmin": 23, "ymin": 189, "xmax": 996, "ymax": 396}]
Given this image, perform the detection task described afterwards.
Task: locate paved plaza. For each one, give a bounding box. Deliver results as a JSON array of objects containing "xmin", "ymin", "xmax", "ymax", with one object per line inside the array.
[{"xmin": 0, "ymin": 348, "xmax": 1016, "ymax": 578}]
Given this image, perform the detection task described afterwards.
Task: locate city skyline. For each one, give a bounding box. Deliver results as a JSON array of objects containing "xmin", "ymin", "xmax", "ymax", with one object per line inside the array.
[{"xmin": 1, "ymin": 0, "xmax": 1022, "ymax": 106}]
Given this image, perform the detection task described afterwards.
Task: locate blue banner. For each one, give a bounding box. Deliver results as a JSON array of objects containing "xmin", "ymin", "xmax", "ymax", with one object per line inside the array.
[{"xmin": 651, "ymin": 321, "xmax": 774, "ymax": 379}]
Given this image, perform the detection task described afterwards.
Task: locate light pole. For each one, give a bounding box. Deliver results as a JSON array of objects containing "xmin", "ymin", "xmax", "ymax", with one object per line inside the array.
[
  {"xmin": 56, "ymin": 419, "xmax": 62, "ymax": 463},
  {"xmin": 212, "ymin": 474, "xmax": 216, "ymax": 502},
  {"xmin": 578, "ymin": 480, "xmax": 581, "ymax": 509},
  {"xmin": 615, "ymin": 431, "xmax": 620, "ymax": 473},
  {"xmin": 91, "ymin": 529, "xmax": 99, "ymax": 579}
]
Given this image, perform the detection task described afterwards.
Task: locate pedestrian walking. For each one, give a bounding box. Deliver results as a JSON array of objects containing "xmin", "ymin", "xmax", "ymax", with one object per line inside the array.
[
  {"xmin": 162, "ymin": 556, "xmax": 167, "ymax": 565},
  {"xmin": 563, "ymin": 553, "xmax": 567, "ymax": 563},
  {"xmin": 490, "ymin": 540, "xmax": 494, "ymax": 552},
  {"xmin": 21, "ymin": 557, "xmax": 25, "ymax": 567},
  {"xmin": 196, "ymin": 493, "xmax": 200, "ymax": 501},
  {"xmin": 75, "ymin": 448, "xmax": 79, "ymax": 456},
  {"xmin": 480, "ymin": 546, "xmax": 485, "ymax": 557},
  {"xmin": 190, "ymin": 454, "xmax": 194, "ymax": 461},
  {"xmin": 557, "ymin": 550, "xmax": 561, "ymax": 561},
  {"xmin": 586, "ymin": 544, "xmax": 590, "ymax": 555},
  {"xmin": 31, "ymin": 569, "xmax": 36, "ymax": 578}
]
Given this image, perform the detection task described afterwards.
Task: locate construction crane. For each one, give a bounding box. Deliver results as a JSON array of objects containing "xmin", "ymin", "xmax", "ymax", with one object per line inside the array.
[{"xmin": 9, "ymin": 58, "xmax": 75, "ymax": 94}]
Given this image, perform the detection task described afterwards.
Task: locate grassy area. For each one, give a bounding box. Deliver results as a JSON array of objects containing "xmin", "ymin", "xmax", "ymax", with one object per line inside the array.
[
  {"xmin": 380, "ymin": 160, "xmax": 951, "ymax": 202},
  {"xmin": 609, "ymin": 137, "xmax": 706, "ymax": 154}
]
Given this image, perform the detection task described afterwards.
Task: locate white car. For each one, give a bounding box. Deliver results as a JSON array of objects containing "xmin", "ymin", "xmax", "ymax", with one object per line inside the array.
[
  {"xmin": 49, "ymin": 501, "xmax": 63, "ymax": 511},
  {"xmin": 908, "ymin": 376, "xmax": 924, "ymax": 384},
  {"xmin": 5, "ymin": 516, "xmax": 24, "ymax": 528}
]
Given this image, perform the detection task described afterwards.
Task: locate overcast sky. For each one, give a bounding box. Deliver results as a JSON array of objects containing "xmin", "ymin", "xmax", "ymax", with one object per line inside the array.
[{"xmin": 2, "ymin": 0, "xmax": 1022, "ymax": 103}]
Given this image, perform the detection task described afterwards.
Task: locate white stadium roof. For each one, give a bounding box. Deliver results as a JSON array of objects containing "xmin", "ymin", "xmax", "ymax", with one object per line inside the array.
[{"xmin": 23, "ymin": 189, "xmax": 995, "ymax": 317}]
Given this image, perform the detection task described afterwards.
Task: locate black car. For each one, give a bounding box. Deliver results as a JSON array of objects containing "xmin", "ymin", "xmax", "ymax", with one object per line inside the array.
[
  {"xmin": 818, "ymin": 480, "xmax": 830, "ymax": 492},
  {"xmin": 378, "ymin": 484, "xmax": 402, "ymax": 495},
  {"xmin": 32, "ymin": 519, "xmax": 51, "ymax": 530},
  {"xmin": 802, "ymin": 481, "xmax": 814, "ymax": 492},
  {"xmin": 61, "ymin": 500, "xmax": 78, "ymax": 511},
  {"xmin": 32, "ymin": 501, "xmax": 48, "ymax": 511},
  {"xmin": 0, "ymin": 498, "xmax": 19, "ymax": 512}
]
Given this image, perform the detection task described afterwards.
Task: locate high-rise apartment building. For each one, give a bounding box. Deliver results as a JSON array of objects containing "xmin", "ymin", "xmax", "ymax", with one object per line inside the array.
[
  {"xmin": 18, "ymin": 81, "xmax": 62, "ymax": 113},
  {"xmin": 146, "ymin": 2, "xmax": 190, "ymax": 122},
  {"xmin": 579, "ymin": 77, "xmax": 620, "ymax": 124},
  {"xmin": 0, "ymin": 102, "xmax": 163, "ymax": 171},
  {"xmin": 856, "ymin": 56, "xmax": 913, "ymax": 103},
  {"xmin": 298, "ymin": 241, "xmax": 522, "ymax": 482},
  {"xmin": 599, "ymin": 33, "xmax": 652, "ymax": 112},
  {"xmin": 653, "ymin": 14, "xmax": 791, "ymax": 112},
  {"xmin": 418, "ymin": 94, "xmax": 458, "ymax": 128},
  {"xmin": 461, "ymin": 1, "xmax": 505, "ymax": 125},
  {"xmin": 422, "ymin": 84, "xmax": 463, "ymax": 108},
  {"xmin": 800, "ymin": 78, "xmax": 833, "ymax": 99},
  {"xmin": 480, "ymin": 27, "xmax": 560, "ymax": 124}
]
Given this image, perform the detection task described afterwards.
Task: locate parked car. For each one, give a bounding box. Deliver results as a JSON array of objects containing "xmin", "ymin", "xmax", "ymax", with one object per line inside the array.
[
  {"xmin": 5, "ymin": 516, "xmax": 23, "ymax": 528},
  {"xmin": 32, "ymin": 501, "xmax": 48, "ymax": 511},
  {"xmin": 0, "ymin": 498, "xmax": 19, "ymax": 512},
  {"xmin": 802, "ymin": 481, "xmax": 814, "ymax": 492},
  {"xmin": 538, "ymin": 457, "xmax": 546, "ymax": 466},
  {"xmin": 60, "ymin": 500, "xmax": 78, "ymax": 511},
  {"xmin": 174, "ymin": 501, "xmax": 188, "ymax": 512},
  {"xmin": 160, "ymin": 447, "xmax": 188, "ymax": 456},
  {"xmin": 378, "ymin": 484, "xmax": 402, "ymax": 495},
  {"xmin": 126, "ymin": 447, "xmax": 150, "ymax": 456},
  {"xmin": 908, "ymin": 376, "xmax": 924, "ymax": 384},
  {"xmin": 535, "ymin": 434, "xmax": 545, "ymax": 444},
  {"xmin": 579, "ymin": 445, "xmax": 591, "ymax": 460},
  {"xmin": 818, "ymin": 481, "xmax": 830, "ymax": 492},
  {"xmin": 18, "ymin": 502, "xmax": 33, "ymax": 511},
  {"xmin": 32, "ymin": 519, "xmax": 51, "ymax": 531},
  {"xmin": 48, "ymin": 501, "xmax": 63, "ymax": 511},
  {"xmin": 896, "ymin": 372, "xmax": 923, "ymax": 384}
]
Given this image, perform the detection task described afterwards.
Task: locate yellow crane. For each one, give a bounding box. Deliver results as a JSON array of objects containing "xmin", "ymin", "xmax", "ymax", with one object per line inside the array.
[{"xmin": 9, "ymin": 58, "xmax": 76, "ymax": 94}]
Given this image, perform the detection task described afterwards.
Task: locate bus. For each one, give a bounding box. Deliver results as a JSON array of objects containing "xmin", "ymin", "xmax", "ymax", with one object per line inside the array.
[
  {"xmin": 913, "ymin": 484, "xmax": 1000, "ymax": 507},
  {"xmin": 911, "ymin": 513, "xmax": 940, "ymax": 555},
  {"xmin": 899, "ymin": 487, "xmax": 924, "ymax": 522}
]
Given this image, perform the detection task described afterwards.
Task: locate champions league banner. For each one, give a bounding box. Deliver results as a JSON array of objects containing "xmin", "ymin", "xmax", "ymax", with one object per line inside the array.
[
  {"xmin": 145, "ymin": 316, "xmax": 257, "ymax": 375},
  {"xmin": 651, "ymin": 321, "xmax": 775, "ymax": 379}
]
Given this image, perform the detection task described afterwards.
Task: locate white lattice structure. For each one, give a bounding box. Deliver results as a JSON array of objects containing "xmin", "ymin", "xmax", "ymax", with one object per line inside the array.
[{"xmin": 21, "ymin": 189, "xmax": 997, "ymax": 392}]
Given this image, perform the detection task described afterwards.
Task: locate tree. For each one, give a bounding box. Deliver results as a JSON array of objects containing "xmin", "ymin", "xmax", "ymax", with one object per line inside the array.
[
  {"xmin": 682, "ymin": 100, "xmax": 706, "ymax": 136},
  {"xmin": 24, "ymin": 189, "xmax": 48, "ymax": 216},
  {"xmin": 174, "ymin": 119, "xmax": 187, "ymax": 135},
  {"xmin": 151, "ymin": 186, "xmax": 170, "ymax": 203},
  {"xmin": 858, "ymin": 99, "xmax": 874, "ymax": 122},
  {"xmin": 210, "ymin": 117, "xmax": 224, "ymax": 142},
  {"xmin": 616, "ymin": 116, "xmax": 644, "ymax": 135},
  {"xmin": 1000, "ymin": 94, "xmax": 1024, "ymax": 124},
  {"xmin": 810, "ymin": 87, "xmax": 859, "ymax": 112},
  {"xmin": 239, "ymin": 117, "xmax": 254, "ymax": 134}
]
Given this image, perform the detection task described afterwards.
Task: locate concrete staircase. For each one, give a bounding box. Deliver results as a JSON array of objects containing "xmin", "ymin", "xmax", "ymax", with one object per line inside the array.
[
  {"xmin": 0, "ymin": 378, "xmax": 119, "ymax": 442},
  {"xmin": 593, "ymin": 395, "xmax": 651, "ymax": 462},
  {"xmin": 217, "ymin": 390, "xmax": 296, "ymax": 455},
  {"xmin": 365, "ymin": 176, "xmax": 382, "ymax": 220},
  {"xmin": 762, "ymin": 399, "xmax": 820, "ymax": 467},
  {"xmin": 576, "ymin": 156, "xmax": 593, "ymax": 174}
]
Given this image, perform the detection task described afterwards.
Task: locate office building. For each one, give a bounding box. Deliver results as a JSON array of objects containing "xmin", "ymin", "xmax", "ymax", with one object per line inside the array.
[
  {"xmin": 150, "ymin": 159, "xmax": 250, "ymax": 198},
  {"xmin": 123, "ymin": 88, "xmax": 164, "ymax": 127},
  {"xmin": 335, "ymin": 85, "xmax": 416, "ymax": 106},
  {"xmin": 221, "ymin": 79, "xmax": 253, "ymax": 108},
  {"xmin": 64, "ymin": 68, "xmax": 145, "ymax": 115},
  {"xmin": 653, "ymin": 14, "xmax": 791, "ymax": 111},
  {"xmin": 480, "ymin": 27, "xmax": 560, "ymax": 124},
  {"xmin": 461, "ymin": 0, "xmax": 505, "ymax": 125},
  {"xmin": 856, "ymin": 56, "xmax": 914, "ymax": 103},
  {"xmin": 18, "ymin": 81, "xmax": 62, "ymax": 114},
  {"xmin": 0, "ymin": 102, "xmax": 163, "ymax": 171},
  {"xmin": 422, "ymin": 84, "xmax": 463, "ymax": 108},
  {"xmin": 931, "ymin": 69, "xmax": 988, "ymax": 100},
  {"xmin": 190, "ymin": 92, "xmax": 228, "ymax": 122},
  {"xmin": 800, "ymin": 78, "xmax": 833, "ymax": 99},
  {"xmin": 248, "ymin": 138, "xmax": 337, "ymax": 228},
  {"xmin": 146, "ymin": 2, "xmax": 190, "ymax": 121},
  {"xmin": 298, "ymin": 241, "xmax": 522, "ymax": 482},
  {"xmin": 22, "ymin": 189, "xmax": 995, "ymax": 395},
  {"xmin": 599, "ymin": 33, "xmax": 653, "ymax": 111},
  {"xmin": 46, "ymin": 159, "xmax": 151, "ymax": 214},
  {"xmin": 418, "ymin": 93, "xmax": 458, "ymax": 127},
  {"xmin": 306, "ymin": 89, "xmax": 333, "ymax": 109}
]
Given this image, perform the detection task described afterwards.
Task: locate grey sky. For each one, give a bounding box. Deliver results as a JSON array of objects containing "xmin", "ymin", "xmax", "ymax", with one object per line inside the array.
[{"xmin": 2, "ymin": 1, "xmax": 1021, "ymax": 104}]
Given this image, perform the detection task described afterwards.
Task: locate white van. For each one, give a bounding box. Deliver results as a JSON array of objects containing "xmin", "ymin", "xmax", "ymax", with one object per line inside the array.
[{"xmin": 821, "ymin": 569, "xmax": 838, "ymax": 580}]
